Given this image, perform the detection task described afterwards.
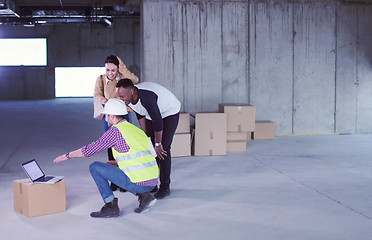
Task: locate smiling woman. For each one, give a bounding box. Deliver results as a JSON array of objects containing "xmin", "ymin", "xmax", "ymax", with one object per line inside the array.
[{"xmin": 0, "ymin": 38, "xmax": 47, "ymax": 66}]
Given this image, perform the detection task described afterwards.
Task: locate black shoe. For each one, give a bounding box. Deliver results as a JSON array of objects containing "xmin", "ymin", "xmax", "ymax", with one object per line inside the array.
[
  {"xmin": 154, "ymin": 188, "xmax": 170, "ymax": 199},
  {"xmin": 150, "ymin": 185, "xmax": 158, "ymax": 193},
  {"xmin": 90, "ymin": 198, "xmax": 120, "ymax": 218},
  {"xmin": 134, "ymin": 192, "xmax": 157, "ymax": 213}
]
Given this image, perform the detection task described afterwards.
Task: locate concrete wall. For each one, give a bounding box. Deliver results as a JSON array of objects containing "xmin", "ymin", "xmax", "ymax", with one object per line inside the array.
[
  {"xmin": 142, "ymin": 0, "xmax": 372, "ymax": 135},
  {"xmin": 0, "ymin": 18, "xmax": 140, "ymax": 100},
  {"xmin": 1, "ymin": 0, "xmax": 372, "ymax": 135}
]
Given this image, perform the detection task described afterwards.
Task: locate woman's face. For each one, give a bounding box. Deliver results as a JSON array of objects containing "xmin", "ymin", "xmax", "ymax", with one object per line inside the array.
[{"xmin": 105, "ymin": 63, "xmax": 118, "ymax": 80}]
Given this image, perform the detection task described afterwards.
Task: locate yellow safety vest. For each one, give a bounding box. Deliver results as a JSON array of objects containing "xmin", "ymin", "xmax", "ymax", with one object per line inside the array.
[{"xmin": 112, "ymin": 121, "xmax": 159, "ymax": 183}]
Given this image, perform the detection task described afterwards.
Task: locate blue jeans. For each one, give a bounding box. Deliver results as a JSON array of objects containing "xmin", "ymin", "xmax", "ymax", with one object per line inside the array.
[{"xmin": 89, "ymin": 161, "xmax": 154, "ymax": 203}]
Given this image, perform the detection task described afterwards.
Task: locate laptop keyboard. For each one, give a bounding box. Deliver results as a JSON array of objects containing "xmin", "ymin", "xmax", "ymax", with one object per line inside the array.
[{"xmin": 36, "ymin": 176, "xmax": 54, "ymax": 182}]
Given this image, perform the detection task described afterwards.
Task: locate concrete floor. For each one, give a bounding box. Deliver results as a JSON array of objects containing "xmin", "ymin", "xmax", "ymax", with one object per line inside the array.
[{"xmin": 1, "ymin": 98, "xmax": 372, "ymax": 240}]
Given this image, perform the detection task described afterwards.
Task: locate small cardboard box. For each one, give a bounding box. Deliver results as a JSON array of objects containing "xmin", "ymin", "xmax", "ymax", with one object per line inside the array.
[
  {"xmin": 175, "ymin": 113, "xmax": 190, "ymax": 134},
  {"xmin": 227, "ymin": 142, "xmax": 247, "ymax": 152},
  {"xmin": 13, "ymin": 179, "xmax": 66, "ymax": 217},
  {"xmin": 252, "ymin": 121, "xmax": 275, "ymax": 140},
  {"xmin": 219, "ymin": 104, "xmax": 255, "ymax": 132},
  {"xmin": 227, "ymin": 132, "xmax": 247, "ymax": 152},
  {"xmin": 194, "ymin": 113, "xmax": 227, "ymax": 156},
  {"xmin": 227, "ymin": 132, "xmax": 247, "ymax": 142},
  {"xmin": 171, "ymin": 133, "xmax": 191, "ymax": 157}
]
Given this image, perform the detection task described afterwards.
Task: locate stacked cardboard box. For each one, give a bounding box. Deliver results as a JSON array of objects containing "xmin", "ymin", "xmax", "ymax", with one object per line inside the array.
[
  {"xmin": 173, "ymin": 107, "xmax": 274, "ymax": 156},
  {"xmin": 219, "ymin": 104, "xmax": 255, "ymax": 152},
  {"xmin": 218, "ymin": 104, "xmax": 255, "ymax": 132},
  {"xmin": 227, "ymin": 132, "xmax": 247, "ymax": 152},
  {"xmin": 175, "ymin": 113, "xmax": 191, "ymax": 134},
  {"xmin": 172, "ymin": 133, "xmax": 191, "ymax": 157},
  {"xmin": 252, "ymin": 121, "xmax": 275, "ymax": 140},
  {"xmin": 194, "ymin": 113, "xmax": 227, "ymax": 156},
  {"xmin": 171, "ymin": 113, "xmax": 191, "ymax": 157},
  {"xmin": 13, "ymin": 179, "xmax": 66, "ymax": 217}
]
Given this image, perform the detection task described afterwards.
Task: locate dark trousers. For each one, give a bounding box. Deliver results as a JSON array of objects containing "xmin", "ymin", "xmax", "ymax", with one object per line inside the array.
[{"xmin": 146, "ymin": 112, "xmax": 180, "ymax": 190}]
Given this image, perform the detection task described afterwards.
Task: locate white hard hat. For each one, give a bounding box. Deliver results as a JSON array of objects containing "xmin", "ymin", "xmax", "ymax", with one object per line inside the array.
[{"xmin": 101, "ymin": 99, "xmax": 128, "ymax": 115}]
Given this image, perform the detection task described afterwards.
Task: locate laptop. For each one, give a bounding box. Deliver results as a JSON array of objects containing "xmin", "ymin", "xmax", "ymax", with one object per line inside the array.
[{"xmin": 22, "ymin": 159, "xmax": 64, "ymax": 184}]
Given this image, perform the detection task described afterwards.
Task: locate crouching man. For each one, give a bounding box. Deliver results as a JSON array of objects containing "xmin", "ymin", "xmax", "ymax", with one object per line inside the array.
[{"xmin": 53, "ymin": 98, "xmax": 158, "ymax": 217}]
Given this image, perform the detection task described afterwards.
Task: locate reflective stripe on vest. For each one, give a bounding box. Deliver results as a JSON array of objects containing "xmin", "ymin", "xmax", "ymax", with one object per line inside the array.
[
  {"xmin": 112, "ymin": 121, "xmax": 159, "ymax": 183},
  {"xmin": 117, "ymin": 156, "xmax": 157, "ymax": 172},
  {"xmin": 116, "ymin": 150, "xmax": 152, "ymax": 162}
]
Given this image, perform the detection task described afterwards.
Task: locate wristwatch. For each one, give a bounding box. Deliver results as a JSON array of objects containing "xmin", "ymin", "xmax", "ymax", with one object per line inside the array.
[{"xmin": 155, "ymin": 142, "xmax": 162, "ymax": 147}]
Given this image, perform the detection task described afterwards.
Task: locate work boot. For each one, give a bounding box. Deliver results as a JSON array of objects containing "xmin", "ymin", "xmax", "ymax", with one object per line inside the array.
[
  {"xmin": 154, "ymin": 188, "xmax": 170, "ymax": 199},
  {"xmin": 90, "ymin": 198, "xmax": 120, "ymax": 218},
  {"xmin": 134, "ymin": 192, "xmax": 157, "ymax": 213}
]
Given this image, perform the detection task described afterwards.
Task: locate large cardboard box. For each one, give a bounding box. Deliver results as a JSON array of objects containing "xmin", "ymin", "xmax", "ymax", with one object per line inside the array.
[
  {"xmin": 219, "ymin": 104, "xmax": 255, "ymax": 132},
  {"xmin": 175, "ymin": 113, "xmax": 190, "ymax": 134},
  {"xmin": 194, "ymin": 113, "xmax": 227, "ymax": 156},
  {"xmin": 171, "ymin": 133, "xmax": 191, "ymax": 157},
  {"xmin": 13, "ymin": 179, "xmax": 66, "ymax": 217},
  {"xmin": 246, "ymin": 131, "xmax": 252, "ymax": 141},
  {"xmin": 227, "ymin": 132, "xmax": 247, "ymax": 152},
  {"xmin": 253, "ymin": 121, "xmax": 275, "ymax": 140}
]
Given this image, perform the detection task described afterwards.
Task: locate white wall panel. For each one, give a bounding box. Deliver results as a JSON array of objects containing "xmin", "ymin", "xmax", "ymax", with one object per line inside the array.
[
  {"xmin": 293, "ymin": 3, "xmax": 336, "ymax": 134},
  {"xmin": 356, "ymin": 5, "xmax": 372, "ymax": 133},
  {"xmin": 181, "ymin": 2, "xmax": 204, "ymax": 112},
  {"xmin": 335, "ymin": 5, "xmax": 358, "ymax": 133},
  {"xmin": 222, "ymin": 2, "xmax": 249, "ymax": 104},
  {"xmin": 249, "ymin": 2, "xmax": 293, "ymax": 135}
]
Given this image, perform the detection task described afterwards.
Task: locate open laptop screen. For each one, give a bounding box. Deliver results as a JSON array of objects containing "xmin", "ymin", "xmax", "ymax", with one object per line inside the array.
[{"xmin": 22, "ymin": 160, "xmax": 45, "ymax": 181}]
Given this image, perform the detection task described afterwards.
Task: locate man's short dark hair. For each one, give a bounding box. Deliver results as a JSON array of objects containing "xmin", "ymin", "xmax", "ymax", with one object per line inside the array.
[
  {"xmin": 116, "ymin": 78, "xmax": 135, "ymax": 89},
  {"xmin": 105, "ymin": 55, "xmax": 119, "ymax": 67}
]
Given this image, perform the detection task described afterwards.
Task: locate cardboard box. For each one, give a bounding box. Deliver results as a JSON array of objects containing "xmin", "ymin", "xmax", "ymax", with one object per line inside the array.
[
  {"xmin": 246, "ymin": 131, "xmax": 252, "ymax": 141},
  {"xmin": 194, "ymin": 113, "xmax": 227, "ymax": 156},
  {"xmin": 219, "ymin": 104, "xmax": 255, "ymax": 132},
  {"xmin": 227, "ymin": 132, "xmax": 247, "ymax": 152},
  {"xmin": 252, "ymin": 121, "xmax": 275, "ymax": 140},
  {"xmin": 171, "ymin": 133, "xmax": 191, "ymax": 157},
  {"xmin": 175, "ymin": 113, "xmax": 190, "ymax": 134},
  {"xmin": 13, "ymin": 179, "xmax": 66, "ymax": 217},
  {"xmin": 227, "ymin": 132, "xmax": 247, "ymax": 142},
  {"xmin": 227, "ymin": 131, "xmax": 252, "ymax": 141},
  {"xmin": 227, "ymin": 141, "xmax": 247, "ymax": 152}
]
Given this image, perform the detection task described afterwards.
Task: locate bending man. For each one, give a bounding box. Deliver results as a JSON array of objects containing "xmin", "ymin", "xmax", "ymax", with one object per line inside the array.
[
  {"xmin": 53, "ymin": 99, "xmax": 158, "ymax": 218},
  {"xmin": 116, "ymin": 79, "xmax": 180, "ymax": 199}
]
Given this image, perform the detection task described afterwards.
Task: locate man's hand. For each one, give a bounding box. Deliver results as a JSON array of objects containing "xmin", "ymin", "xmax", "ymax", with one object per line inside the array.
[
  {"xmin": 53, "ymin": 154, "xmax": 69, "ymax": 163},
  {"xmin": 155, "ymin": 144, "xmax": 167, "ymax": 160}
]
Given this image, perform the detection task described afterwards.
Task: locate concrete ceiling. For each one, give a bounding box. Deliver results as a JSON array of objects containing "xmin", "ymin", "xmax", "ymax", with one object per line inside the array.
[
  {"xmin": 2, "ymin": 0, "xmax": 372, "ymax": 26},
  {"xmin": 0, "ymin": 0, "xmax": 141, "ymax": 26}
]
